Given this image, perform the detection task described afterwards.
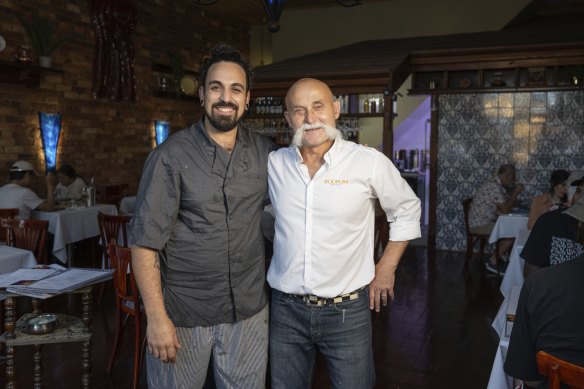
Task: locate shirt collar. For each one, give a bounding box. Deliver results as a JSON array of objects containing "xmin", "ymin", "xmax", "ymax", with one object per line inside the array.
[
  {"xmin": 293, "ymin": 137, "xmax": 344, "ymax": 168},
  {"xmin": 195, "ymin": 118, "xmax": 249, "ymax": 150}
]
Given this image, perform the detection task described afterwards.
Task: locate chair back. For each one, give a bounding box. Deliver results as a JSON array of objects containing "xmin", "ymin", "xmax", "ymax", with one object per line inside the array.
[
  {"xmin": 98, "ymin": 212, "xmax": 130, "ymax": 269},
  {"xmin": 462, "ymin": 198, "xmax": 473, "ymax": 235},
  {"xmin": 107, "ymin": 243, "xmax": 141, "ymax": 316},
  {"xmin": 4, "ymin": 219, "xmax": 49, "ymax": 264},
  {"xmin": 0, "ymin": 208, "xmax": 19, "ymax": 245},
  {"xmin": 103, "ymin": 184, "xmax": 129, "ymax": 209},
  {"xmin": 537, "ymin": 351, "xmax": 584, "ymax": 389},
  {"xmin": 374, "ymin": 214, "xmax": 389, "ymax": 261},
  {"xmin": 98, "ymin": 212, "xmax": 130, "ymax": 247}
]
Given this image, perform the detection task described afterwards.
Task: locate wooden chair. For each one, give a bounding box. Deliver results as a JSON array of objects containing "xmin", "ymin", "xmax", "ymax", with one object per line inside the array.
[
  {"xmin": 3, "ymin": 219, "xmax": 49, "ymax": 264},
  {"xmin": 103, "ymin": 183, "xmax": 129, "ymax": 210},
  {"xmin": 462, "ymin": 198, "xmax": 490, "ymax": 268},
  {"xmin": 374, "ymin": 214, "xmax": 389, "ymax": 263},
  {"xmin": 0, "ymin": 208, "xmax": 19, "ymax": 245},
  {"xmin": 106, "ymin": 243, "xmax": 145, "ymax": 389},
  {"xmin": 537, "ymin": 351, "xmax": 584, "ymax": 389},
  {"xmin": 97, "ymin": 212, "xmax": 130, "ymax": 300}
]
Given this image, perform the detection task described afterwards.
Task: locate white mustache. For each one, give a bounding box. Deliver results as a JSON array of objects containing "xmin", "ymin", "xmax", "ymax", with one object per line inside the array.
[
  {"xmin": 291, "ymin": 121, "xmax": 342, "ymax": 147},
  {"xmin": 295, "ymin": 122, "xmax": 329, "ymax": 131}
]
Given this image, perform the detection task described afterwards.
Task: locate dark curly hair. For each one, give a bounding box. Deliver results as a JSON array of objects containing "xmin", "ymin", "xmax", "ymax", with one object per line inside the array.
[
  {"xmin": 549, "ymin": 169, "xmax": 570, "ymax": 203},
  {"xmin": 199, "ymin": 44, "xmax": 253, "ymax": 91}
]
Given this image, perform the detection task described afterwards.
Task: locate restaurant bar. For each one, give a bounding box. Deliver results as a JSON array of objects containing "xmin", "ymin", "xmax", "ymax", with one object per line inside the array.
[{"xmin": 1, "ymin": 0, "xmax": 584, "ymax": 388}]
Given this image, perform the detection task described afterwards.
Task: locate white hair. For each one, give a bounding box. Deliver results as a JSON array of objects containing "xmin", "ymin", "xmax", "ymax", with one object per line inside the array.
[{"xmin": 290, "ymin": 121, "xmax": 342, "ymax": 147}]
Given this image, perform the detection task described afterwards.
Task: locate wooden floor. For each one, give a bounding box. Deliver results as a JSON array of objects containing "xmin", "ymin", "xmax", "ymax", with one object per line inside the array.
[{"xmin": 1, "ymin": 245, "xmax": 503, "ymax": 388}]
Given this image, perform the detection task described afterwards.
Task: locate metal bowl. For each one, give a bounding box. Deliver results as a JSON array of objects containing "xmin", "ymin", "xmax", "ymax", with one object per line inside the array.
[{"xmin": 26, "ymin": 314, "xmax": 58, "ymax": 335}]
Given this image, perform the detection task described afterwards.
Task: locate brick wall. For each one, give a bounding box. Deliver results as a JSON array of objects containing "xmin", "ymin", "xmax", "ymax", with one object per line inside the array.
[{"xmin": 0, "ymin": 0, "xmax": 250, "ymax": 198}]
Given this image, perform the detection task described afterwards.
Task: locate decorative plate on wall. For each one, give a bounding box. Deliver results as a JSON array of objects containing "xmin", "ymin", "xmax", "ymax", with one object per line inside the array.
[
  {"xmin": 180, "ymin": 75, "xmax": 198, "ymax": 96},
  {"xmin": 0, "ymin": 34, "xmax": 6, "ymax": 52}
]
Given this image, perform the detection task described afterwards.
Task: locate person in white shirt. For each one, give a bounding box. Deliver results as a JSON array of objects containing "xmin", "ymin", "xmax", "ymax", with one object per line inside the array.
[
  {"xmin": 54, "ymin": 164, "xmax": 86, "ymax": 201},
  {"xmin": 267, "ymin": 78, "xmax": 421, "ymax": 388},
  {"xmin": 0, "ymin": 160, "xmax": 55, "ymax": 219}
]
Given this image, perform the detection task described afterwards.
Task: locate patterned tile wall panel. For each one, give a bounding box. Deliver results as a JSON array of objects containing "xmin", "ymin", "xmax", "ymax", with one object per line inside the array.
[{"xmin": 436, "ymin": 91, "xmax": 584, "ymax": 251}]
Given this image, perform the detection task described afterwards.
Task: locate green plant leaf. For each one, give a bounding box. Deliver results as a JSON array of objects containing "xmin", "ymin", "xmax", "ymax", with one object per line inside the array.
[{"xmin": 18, "ymin": 12, "xmax": 67, "ymax": 57}]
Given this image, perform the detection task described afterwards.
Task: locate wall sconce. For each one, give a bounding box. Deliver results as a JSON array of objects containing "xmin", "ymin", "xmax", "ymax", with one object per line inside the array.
[
  {"xmin": 38, "ymin": 112, "xmax": 62, "ymax": 173},
  {"xmin": 155, "ymin": 120, "xmax": 170, "ymax": 146}
]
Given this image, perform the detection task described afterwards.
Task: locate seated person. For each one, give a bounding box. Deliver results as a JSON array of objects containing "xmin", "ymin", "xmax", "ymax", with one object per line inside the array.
[
  {"xmin": 522, "ymin": 175, "xmax": 584, "ymax": 277},
  {"xmin": 504, "ymin": 255, "xmax": 584, "ymax": 389},
  {"xmin": 54, "ymin": 164, "xmax": 86, "ymax": 201},
  {"xmin": 527, "ymin": 169, "xmax": 570, "ymax": 229},
  {"xmin": 0, "ymin": 160, "xmax": 55, "ymax": 219},
  {"xmin": 469, "ymin": 164, "xmax": 524, "ymax": 273},
  {"xmin": 566, "ymin": 170, "xmax": 584, "ymax": 204}
]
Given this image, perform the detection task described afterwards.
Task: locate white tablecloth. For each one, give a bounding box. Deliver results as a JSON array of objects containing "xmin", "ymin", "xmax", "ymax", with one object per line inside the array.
[
  {"xmin": 492, "ymin": 285, "xmax": 522, "ymax": 339},
  {"xmin": 119, "ymin": 196, "xmax": 136, "ymax": 215},
  {"xmin": 0, "ymin": 245, "xmax": 37, "ymax": 275},
  {"xmin": 488, "ymin": 214, "xmax": 529, "ymax": 244},
  {"xmin": 31, "ymin": 204, "xmax": 118, "ymax": 263},
  {"xmin": 489, "ymin": 284, "xmax": 522, "ymax": 389},
  {"xmin": 487, "ymin": 338, "xmax": 513, "ymax": 389},
  {"xmin": 500, "ymin": 228, "xmax": 530, "ymax": 299}
]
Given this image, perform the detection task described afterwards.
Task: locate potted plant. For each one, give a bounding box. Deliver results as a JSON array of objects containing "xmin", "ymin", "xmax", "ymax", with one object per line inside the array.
[{"xmin": 18, "ymin": 13, "xmax": 67, "ymax": 68}]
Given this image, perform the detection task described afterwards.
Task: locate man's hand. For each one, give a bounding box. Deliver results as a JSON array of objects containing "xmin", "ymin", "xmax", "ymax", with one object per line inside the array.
[
  {"xmin": 369, "ymin": 261, "xmax": 397, "ymax": 312},
  {"xmin": 369, "ymin": 240, "xmax": 408, "ymax": 312},
  {"xmin": 146, "ymin": 312, "xmax": 182, "ymax": 363}
]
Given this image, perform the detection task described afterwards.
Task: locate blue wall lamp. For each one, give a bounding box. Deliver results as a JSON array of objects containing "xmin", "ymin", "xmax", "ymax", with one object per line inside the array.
[
  {"xmin": 39, "ymin": 112, "xmax": 62, "ymax": 173},
  {"xmin": 154, "ymin": 120, "xmax": 169, "ymax": 146}
]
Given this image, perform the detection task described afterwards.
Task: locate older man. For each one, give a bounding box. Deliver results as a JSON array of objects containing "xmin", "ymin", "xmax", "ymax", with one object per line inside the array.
[
  {"xmin": 469, "ymin": 164, "xmax": 524, "ymax": 273},
  {"xmin": 130, "ymin": 44, "xmax": 275, "ymax": 388},
  {"xmin": 267, "ymin": 78, "xmax": 421, "ymax": 388}
]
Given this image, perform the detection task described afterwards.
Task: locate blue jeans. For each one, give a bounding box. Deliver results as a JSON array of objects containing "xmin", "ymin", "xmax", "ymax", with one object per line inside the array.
[{"xmin": 270, "ymin": 288, "xmax": 375, "ymax": 389}]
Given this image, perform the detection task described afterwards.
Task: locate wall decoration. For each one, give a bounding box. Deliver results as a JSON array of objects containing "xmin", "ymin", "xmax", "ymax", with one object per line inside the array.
[{"xmin": 91, "ymin": 0, "xmax": 137, "ymax": 102}]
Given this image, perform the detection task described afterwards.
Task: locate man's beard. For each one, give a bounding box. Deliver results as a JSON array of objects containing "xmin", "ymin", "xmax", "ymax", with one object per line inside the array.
[
  {"xmin": 291, "ymin": 121, "xmax": 342, "ymax": 147},
  {"xmin": 206, "ymin": 102, "xmax": 243, "ymax": 132}
]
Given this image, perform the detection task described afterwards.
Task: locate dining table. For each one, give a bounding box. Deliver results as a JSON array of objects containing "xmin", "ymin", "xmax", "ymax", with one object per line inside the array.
[
  {"xmin": 488, "ymin": 213, "xmax": 529, "ymax": 244},
  {"xmin": 488, "ymin": 285, "xmax": 521, "ymax": 389},
  {"xmin": 0, "ymin": 245, "xmax": 37, "ymax": 275},
  {"xmin": 500, "ymin": 228, "xmax": 530, "ymax": 299},
  {"xmin": 31, "ymin": 204, "xmax": 118, "ymax": 264}
]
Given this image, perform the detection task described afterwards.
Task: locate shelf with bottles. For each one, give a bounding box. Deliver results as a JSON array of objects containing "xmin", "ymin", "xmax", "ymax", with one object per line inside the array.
[
  {"xmin": 337, "ymin": 93, "xmax": 385, "ymax": 116},
  {"xmin": 247, "ymin": 94, "xmax": 385, "ymax": 118},
  {"xmin": 243, "ymin": 115, "xmax": 363, "ymax": 145},
  {"xmin": 249, "ymin": 96, "xmax": 285, "ymax": 116}
]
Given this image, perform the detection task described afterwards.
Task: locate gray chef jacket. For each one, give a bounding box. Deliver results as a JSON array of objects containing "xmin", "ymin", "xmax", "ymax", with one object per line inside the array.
[{"xmin": 130, "ymin": 120, "xmax": 276, "ymax": 327}]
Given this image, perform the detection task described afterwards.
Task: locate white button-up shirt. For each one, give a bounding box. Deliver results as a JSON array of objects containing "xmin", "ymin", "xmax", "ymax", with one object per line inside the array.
[{"xmin": 267, "ymin": 139, "xmax": 421, "ymax": 298}]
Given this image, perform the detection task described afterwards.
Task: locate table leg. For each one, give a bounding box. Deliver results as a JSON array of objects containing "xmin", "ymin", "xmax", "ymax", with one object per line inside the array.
[
  {"xmin": 81, "ymin": 291, "xmax": 92, "ymax": 388},
  {"xmin": 4, "ymin": 296, "xmax": 16, "ymax": 388},
  {"xmin": 33, "ymin": 344, "xmax": 43, "ymax": 388}
]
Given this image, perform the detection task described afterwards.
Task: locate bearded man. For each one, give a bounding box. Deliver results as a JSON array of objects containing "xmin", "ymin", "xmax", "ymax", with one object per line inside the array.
[
  {"xmin": 266, "ymin": 78, "xmax": 421, "ymax": 388},
  {"xmin": 130, "ymin": 44, "xmax": 276, "ymax": 388}
]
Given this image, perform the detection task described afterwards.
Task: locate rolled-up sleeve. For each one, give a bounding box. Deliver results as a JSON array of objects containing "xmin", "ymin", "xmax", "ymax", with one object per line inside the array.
[
  {"xmin": 371, "ymin": 154, "xmax": 421, "ymax": 241},
  {"xmin": 130, "ymin": 149, "xmax": 180, "ymax": 250}
]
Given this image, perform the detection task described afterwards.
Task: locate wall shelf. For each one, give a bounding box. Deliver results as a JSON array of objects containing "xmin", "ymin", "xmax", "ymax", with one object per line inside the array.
[
  {"xmin": 410, "ymin": 65, "xmax": 583, "ymax": 95},
  {"xmin": 0, "ymin": 60, "xmax": 64, "ymax": 88}
]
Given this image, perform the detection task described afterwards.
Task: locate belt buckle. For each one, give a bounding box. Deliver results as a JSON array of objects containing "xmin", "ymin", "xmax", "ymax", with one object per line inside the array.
[{"xmin": 304, "ymin": 294, "xmax": 324, "ymax": 307}]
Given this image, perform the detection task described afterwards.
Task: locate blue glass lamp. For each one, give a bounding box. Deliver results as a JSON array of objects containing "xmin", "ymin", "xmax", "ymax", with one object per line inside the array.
[
  {"xmin": 155, "ymin": 120, "xmax": 169, "ymax": 146},
  {"xmin": 38, "ymin": 112, "xmax": 62, "ymax": 173}
]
